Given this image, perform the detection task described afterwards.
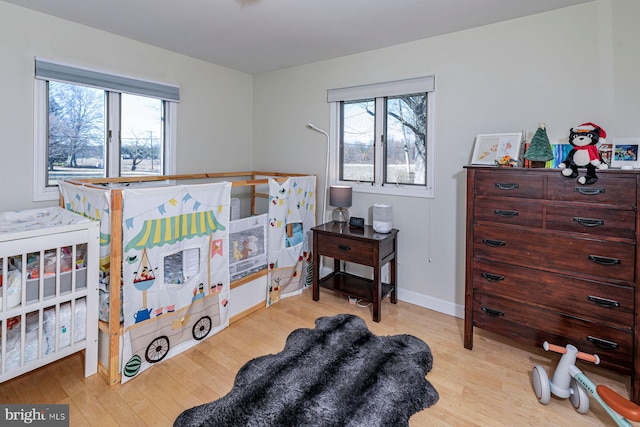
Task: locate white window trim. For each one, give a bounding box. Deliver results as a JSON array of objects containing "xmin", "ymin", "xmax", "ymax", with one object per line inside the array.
[
  {"xmin": 33, "ymin": 80, "xmax": 177, "ymax": 202},
  {"xmin": 165, "ymin": 102, "xmax": 178, "ymax": 177},
  {"xmin": 329, "ymin": 80, "xmax": 435, "ymax": 199},
  {"xmin": 33, "ymin": 80, "xmax": 56, "ymax": 202},
  {"xmin": 107, "ymin": 92, "xmax": 121, "ymax": 178}
]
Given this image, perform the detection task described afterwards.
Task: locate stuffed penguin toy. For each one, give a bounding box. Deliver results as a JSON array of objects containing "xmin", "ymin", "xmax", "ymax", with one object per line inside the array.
[{"xmin": 558, "ymin": 122, "xmax": 608, "ymax": 185}]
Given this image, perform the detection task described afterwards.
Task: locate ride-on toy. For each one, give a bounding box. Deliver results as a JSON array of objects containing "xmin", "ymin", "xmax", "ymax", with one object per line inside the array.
[{"xmin": 532, "ymin": 341, "xmax": 640, "ymax": 426}]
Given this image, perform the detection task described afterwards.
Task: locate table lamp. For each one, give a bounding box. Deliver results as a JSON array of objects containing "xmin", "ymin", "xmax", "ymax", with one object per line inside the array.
[{"xmin": 329, "ymin": 185, "xmax": 352, "ymax": 223}]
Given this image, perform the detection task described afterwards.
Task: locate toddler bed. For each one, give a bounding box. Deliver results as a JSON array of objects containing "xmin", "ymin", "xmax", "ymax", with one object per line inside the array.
[
  {"xmin": 0, "ymin": 207, "xmax": 99, "ymax": 383},
  {"xmin": 59, "ymin": 171, "xmax": 316, "ymax": 385}
]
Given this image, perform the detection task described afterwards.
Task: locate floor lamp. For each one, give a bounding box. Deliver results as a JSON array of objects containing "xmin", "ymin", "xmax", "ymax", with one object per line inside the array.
[
  {"xmin": 305, "ymin": 123, "xmax": 329, "ymax": 226},
  {"xmin": 306, "ymin": 123, "xmax": 330, "ymax": 277}
]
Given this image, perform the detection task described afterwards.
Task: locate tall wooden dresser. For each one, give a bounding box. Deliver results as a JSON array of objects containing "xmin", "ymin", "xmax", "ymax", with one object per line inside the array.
[{"xmin": 464, "ymin": 166, "xmax": 640, "ymax": 404}]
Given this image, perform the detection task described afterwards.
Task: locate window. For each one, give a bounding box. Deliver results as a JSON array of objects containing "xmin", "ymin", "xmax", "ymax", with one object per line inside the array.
[
  {"xmin": 33, "ymin": 59, "xmax": 179, "ymax": 201},
  {"xmin": 164, "ymin": 248, "xmax": 200, "ymax": 286},
  {"xmin": 329, "ymin": 76, "xmax": 435, "ymax": 198}
]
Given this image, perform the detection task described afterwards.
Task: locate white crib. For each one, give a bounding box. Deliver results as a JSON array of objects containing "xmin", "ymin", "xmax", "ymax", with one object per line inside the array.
[{"xmin": 0, "ymin": 207, "xmax": 99, "ymax": 382}]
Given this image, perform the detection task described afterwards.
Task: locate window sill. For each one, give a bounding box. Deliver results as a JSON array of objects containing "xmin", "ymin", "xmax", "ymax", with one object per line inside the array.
[
  {"xmin": 347, "ymin": 182, "xmax": 434, "ymax": 199},
  {"xmin": 33, "ymin": 186, "xmax": 60, "ymax": 202}
]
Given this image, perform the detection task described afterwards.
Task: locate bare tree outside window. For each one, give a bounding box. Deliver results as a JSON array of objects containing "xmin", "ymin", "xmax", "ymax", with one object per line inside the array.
[
  {"xmin": 121, "ymin": 94, "xmax": 164, "ymax": 176},
  {"xmin": 47, "ymin": 82, "xmax": 105, "ymax": 185},
  {"xmin": 34, "ymin": 61, "xmax": 177, "ymax": 201},
  {"xmin": 341, "ymin": 100, "xmax": 375, "ymax": 182},
  {"xmin": 385, "ymin": 93, "xmax": 426, "ymax": 185},
  {"xmin": 330, "ymin": 76, "xmax": 434, "ymax": 198},
  {"xmin": 340, "ymin": 94, "xmax": 426, "ymax": 185},
  {"xmin": 46, "ymin": 83, "xmax": 164, "ymax": 185}
]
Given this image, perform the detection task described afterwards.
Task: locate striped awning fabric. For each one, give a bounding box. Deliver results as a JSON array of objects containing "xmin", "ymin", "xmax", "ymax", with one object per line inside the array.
[{"xmin": 124, "ymin": 210, "xmax": 224, "ymax": 252}]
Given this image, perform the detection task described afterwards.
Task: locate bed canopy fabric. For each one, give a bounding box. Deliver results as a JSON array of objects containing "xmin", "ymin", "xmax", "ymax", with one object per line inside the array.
[
  {"xmin": 58, "ymin": 172, "xmax": 316, "ymax": 383},
  {"xmin": 267, "ymin": 176, "xmax": 316, "ymax": 306},
  {"xmin": 120, "ymin": 182, "xmax": 232, "ymax": 383}
]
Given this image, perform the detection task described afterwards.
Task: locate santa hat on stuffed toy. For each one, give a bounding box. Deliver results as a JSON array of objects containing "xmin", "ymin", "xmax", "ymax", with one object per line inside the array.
[{"xmin": 574, "ymin": 122, "xmax": 607, "ymax": 143}]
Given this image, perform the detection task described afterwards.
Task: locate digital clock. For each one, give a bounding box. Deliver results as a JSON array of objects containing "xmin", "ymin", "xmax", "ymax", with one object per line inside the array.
[{"xmin": 349, "ymin": 216, "xmax": 365, "ymax": 228}]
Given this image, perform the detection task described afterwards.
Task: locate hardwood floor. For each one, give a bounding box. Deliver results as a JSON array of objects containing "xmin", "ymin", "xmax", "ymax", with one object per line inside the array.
[{"xmin": 0, "ymin": 288, "xmax": 635, "ymax": 426}]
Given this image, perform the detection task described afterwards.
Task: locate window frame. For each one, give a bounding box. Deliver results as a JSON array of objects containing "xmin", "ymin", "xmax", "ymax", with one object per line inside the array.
[
  {"xmin": 329, "ymin": 77, "xmax": 435, "ymax": 199},
  {"xmin": 32, "ymin": 59, "xmax": 178, "ymax": 202}
]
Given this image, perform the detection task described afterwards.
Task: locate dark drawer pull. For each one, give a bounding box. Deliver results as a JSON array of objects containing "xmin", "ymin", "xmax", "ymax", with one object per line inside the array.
[
  {"xmin": 573, "ymin": 217, "xmax": 605, "ymax": 227},
  {"xmin": 587, "ymin": 295, "xmax": 620, "ymax": 308},
  {"xmin": 587, "ymin": 336, "xmax": 619, "ymax": 350},
  {"xmin": 482, "ymin": 239, "xmax": 506, "ymax": 247},
  {"xmin": 574, "ymin": 187, "xmax": 605, "ymax": 196},
  {"xmin": 588, "ymin": 255, "xmax": 621, "ymax": 266},
  {"xmin": 494, "ymin": 183, "xmax": 519, "ymax": 191},
  {"xmin": 494, "ymin": 209, "xmax": 518, "ymax": 218},
  {"xmin": 338, "ymin": 244, "xmax": 351, "ymax": 251},
  {"xmin": 482, "ymin": 307, "xmax": 504, "ymax": 317},
  {"xmin": 481, "ymin": 272, "xmax": 505, "ymax": 282}
]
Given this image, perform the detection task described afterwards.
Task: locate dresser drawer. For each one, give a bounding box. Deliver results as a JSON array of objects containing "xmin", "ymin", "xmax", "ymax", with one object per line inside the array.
[
  {"xmin": 473, "ymin": 292, "xmax": 633, "ymax": 371},
  {"xmin": 473, "ymin": 224, "xmax": 635, "ymax": 282},
  {"xmin": 474, "ymin": 171, "xmax": 543, "ymax": 199},
  {"xmin": 546, "ymin": 204, "xmax": 636, "ymax": 240},
  {"xmin": 472, "ymin": 259, "xmax": 634, "ymax": 328},
  {"xmin": 315, "ymin": 233, "xmax": 374, "ymax": 266},
  {"xmin": 474, "ymin": 198, "xmax": 543, "ymax": 228},
  {"xmin": 547, "ymin": 175, "xmax": 637, "ymax": 206}
]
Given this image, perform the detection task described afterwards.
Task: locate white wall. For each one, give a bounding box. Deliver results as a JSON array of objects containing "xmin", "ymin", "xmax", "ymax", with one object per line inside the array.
[
  {"xmin": 253, "ymin": 0, "xmax": 640, "ymax": 316},
  {"xmin": 2, "ymin": 0, "xmax": 638, "ymax": 318},
  {"xmin": 0, "ymin": 1, "xmax": 253, "ymax": 211}
]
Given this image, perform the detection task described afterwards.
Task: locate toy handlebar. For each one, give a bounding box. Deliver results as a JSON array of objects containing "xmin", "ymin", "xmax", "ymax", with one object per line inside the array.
[{"xmin": 543, "ymin": 341, "xmax": 600, "ymax": 365}]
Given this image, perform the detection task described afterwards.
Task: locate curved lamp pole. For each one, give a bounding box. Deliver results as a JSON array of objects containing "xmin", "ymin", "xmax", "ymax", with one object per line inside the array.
[{"xmin": 306, "ymin": 123, "xmax": 330, "ymax": 226}]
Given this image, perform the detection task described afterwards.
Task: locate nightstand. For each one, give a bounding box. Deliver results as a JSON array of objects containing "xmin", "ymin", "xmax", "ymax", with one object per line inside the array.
[{"xmin": 312, "ymin": 222, "xmax": 398, "ymax": 322}]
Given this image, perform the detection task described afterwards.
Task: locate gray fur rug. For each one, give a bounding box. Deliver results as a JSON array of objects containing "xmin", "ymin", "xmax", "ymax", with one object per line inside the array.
[{"xmin": 174, "ymin": 313, "xmax": 439, "ymax": 427}]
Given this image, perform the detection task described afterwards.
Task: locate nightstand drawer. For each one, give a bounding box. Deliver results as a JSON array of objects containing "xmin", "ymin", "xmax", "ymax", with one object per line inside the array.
[
  {"xmin": 474, "ymin": 171, "xmax": 543, "ymax": 199},
  {"xmin": 472, "ymin": 259, "xmax": 634, "ymax": 328},
  {"xmin": 316, "ymin": 234, "xmax": 374, "ymax": 266},
  {"xmin": 473, "ymin": 224, "xmax": 635, "ymax": 282},
  {"xmin": 473, "ymin": 292, "xmax": 633, "ymax": 371},
  {"xmin": 474, "ymin": 198, "xmax": 543, "ymax": 228}
]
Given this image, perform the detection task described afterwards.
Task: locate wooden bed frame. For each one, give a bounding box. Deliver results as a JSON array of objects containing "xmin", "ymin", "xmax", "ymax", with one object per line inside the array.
[{"xmin": 60, "ymin": 171, "xmax": 314, "ymax": 385}]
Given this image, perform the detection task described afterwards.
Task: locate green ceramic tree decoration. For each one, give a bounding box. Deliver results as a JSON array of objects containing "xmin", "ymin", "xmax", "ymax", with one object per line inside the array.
[{"xmin": 525, "ymin": 123, "xmax": 554, "ymax": 168}]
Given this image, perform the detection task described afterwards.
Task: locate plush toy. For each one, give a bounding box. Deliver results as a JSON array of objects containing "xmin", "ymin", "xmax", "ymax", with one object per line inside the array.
[{"xmin": 558, "ymin": 122, "xmax": 608, "ymax": 185}]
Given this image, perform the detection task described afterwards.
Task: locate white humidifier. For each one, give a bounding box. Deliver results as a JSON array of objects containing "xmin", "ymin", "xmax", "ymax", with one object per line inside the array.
[{"xmin": 372, "ymin": 203, "xmax": 392, "ymax": 233}]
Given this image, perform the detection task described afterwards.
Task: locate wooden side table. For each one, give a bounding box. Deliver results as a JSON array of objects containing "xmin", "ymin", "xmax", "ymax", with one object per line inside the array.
[{"xmin": 312, "ymin": 222, "xmax": 398, "ymax": 322}]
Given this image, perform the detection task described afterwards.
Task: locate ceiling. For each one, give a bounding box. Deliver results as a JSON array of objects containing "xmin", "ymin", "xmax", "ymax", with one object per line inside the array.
[{"xmin": 3, "ymin": 0, "xmax": 595, "ymax": 75}]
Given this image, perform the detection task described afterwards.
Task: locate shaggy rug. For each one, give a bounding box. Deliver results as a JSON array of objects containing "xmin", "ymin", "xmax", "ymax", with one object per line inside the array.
[{"xmin": 174, "ymin": 313, "xmax": 439, "ymax": 427}]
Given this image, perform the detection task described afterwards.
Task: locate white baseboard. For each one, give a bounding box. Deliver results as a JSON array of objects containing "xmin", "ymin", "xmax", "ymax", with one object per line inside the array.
[{"xmin": 397, "ymin": 288, "xmax": 464, "ymax": 319}]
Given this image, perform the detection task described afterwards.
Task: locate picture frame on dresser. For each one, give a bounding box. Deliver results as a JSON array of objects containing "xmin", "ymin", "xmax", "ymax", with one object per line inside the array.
[
  {"xmin": 611, "ymin": 138, "xmax": 640, "ymax": 169},
  {"xmin": 599, "ymin": 142, "xmax": 613, "ymax": 167},
  {"xmin": 471, "ymin": 132, "xmax": 523, "ymax": 166}
]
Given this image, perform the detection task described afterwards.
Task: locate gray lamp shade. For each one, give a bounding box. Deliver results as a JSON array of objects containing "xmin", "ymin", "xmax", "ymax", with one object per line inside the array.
[
  {"xmin": 329, "ymin": 186, "xmax": 352, "ymax": 223},
  {"xmin": 329, "ymin": 186, "xmax": 352, "ymax": 208}
]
